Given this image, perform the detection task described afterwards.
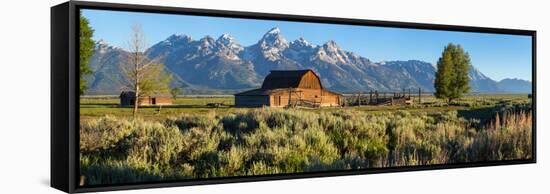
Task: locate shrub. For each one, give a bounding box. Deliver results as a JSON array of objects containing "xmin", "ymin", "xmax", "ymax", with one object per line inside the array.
[
  {"xmin": 80, "ymin": 115, "xmax": 134, "ymax": 154},
  {"xmin": 468, "ymin": 110, "xmax": 532, "ymax": 161},
  {"xmin": 127, "ymin": 122, "xmax": 185, "ymax": 170},
  {"xmin": 80, "ymin": 155, "xmax": 167, "ymax": 185},
  {"xmin": 80, "ymin": 105, "xmax": 533, "ymax": 185}
]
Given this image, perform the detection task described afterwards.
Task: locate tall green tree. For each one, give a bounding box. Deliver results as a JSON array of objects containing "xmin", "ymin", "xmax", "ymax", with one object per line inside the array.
[
  {"xmin": 79, "ymin": 14, "xmax": 95, "ymax": 95},
  {"xmin": 434, "ymin": 43, "xmax": 471, "ymax": 103}
]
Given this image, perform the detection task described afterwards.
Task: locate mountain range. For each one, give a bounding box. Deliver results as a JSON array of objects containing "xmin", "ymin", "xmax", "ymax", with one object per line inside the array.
[{"xmin": 84, "ymin": 27, "xmax": 531, "ymax": 95}]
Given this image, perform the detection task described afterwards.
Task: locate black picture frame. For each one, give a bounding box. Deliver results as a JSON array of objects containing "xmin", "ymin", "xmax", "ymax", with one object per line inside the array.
[{"xmin": 51, "ymin": 1, "xmax": 536, "ymax": 193}]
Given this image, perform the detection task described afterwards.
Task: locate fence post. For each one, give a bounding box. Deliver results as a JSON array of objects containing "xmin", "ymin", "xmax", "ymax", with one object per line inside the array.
[
  {"xmin": 418, "ymin": 88, "xmax": 422, "ymax": 104},
  {"xmin": 369, "ymin": 90, "xmax": 372, "ymax": 104},
  {"xmin": 375, "ymin": 91, "xmax": 379, "ymax": 104},
  {"xmin": 358, "ymin": 92, "xmax": 362, "ymax": 106}
]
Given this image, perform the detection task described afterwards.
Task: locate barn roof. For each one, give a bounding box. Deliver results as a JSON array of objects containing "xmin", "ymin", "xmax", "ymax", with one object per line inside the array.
[
  {"xmin": 120, "ymin": 91, "xmax": 136, "ymax": 97},
  {"xmin": 235, "ymin": 88, "xmax": 342, "ymax": 96},
  {"xmin": 235, "ymin": 69, "xmax": 342, "ymax": 96},
  {"xmin": 261, "ymin": 70, "xmax": 321, "ymax": 89},
  {"xmin": 234, "ymin": 88, "xmax": 286, "ymax": 96}
]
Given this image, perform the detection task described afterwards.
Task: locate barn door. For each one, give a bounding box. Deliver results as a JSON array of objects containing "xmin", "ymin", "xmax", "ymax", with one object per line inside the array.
[{"xmin": 152, "ymin": 98, "xmax": 156, "ymax": 105}]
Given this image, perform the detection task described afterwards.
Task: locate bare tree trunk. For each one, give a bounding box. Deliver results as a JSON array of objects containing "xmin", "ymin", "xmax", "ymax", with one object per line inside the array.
[
  {"xmin": 133, "ymin": 84, "xmax": 139, "ymax": 117},
  {"xmin": 123, "ymin": 24, "xmax": 168, "ymax": 118},
  {"xmin": 132, "ymin": 48, "xmax": 140, "ymax": 118}
]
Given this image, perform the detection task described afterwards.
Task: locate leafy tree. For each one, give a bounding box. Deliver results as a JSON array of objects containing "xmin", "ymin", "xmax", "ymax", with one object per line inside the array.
[
  {"xmin": 434, "ymin": 43, "xmax": 471, "ymax": 103},
  {"xmin": 122, "ymin": 24, "xmax": 172, "ymax": 117},
  {"xmin": 170, "ymin": 87, "xmax": 182, "ymax": 100},
  {"xmin": 79, "ymin": 14, "xmax": 95, "ymax": 95},
  {"xmin": 134, "ymin": 63, "xmax": 172, "ymax": 97}
]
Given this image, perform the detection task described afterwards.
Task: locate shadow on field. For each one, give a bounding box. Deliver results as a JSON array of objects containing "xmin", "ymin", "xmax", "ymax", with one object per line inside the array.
[{"xmin": 457, "ymin": 106, "xmax": 499, "ymax": 126}]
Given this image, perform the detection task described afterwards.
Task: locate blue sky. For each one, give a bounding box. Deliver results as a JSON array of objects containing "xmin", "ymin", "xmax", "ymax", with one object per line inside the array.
[{"xmin": 82, "ymin": 9, "xmax": 532, "ymax": 81}]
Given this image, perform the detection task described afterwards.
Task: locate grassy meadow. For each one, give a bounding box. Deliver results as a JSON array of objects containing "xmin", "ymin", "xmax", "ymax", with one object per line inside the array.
[{"xmin": 79, "ymin": 94, "xmax": 533, "ymax": 186}]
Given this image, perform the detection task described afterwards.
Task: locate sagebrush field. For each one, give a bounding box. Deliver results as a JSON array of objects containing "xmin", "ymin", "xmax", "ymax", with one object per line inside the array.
[
  {"xmin": 77, "ymin": 8, "xmax": 534, "ymax": 188},
  {"xmin": 79, "ymin": 95, "xmax": 532, "ymax": 185}
]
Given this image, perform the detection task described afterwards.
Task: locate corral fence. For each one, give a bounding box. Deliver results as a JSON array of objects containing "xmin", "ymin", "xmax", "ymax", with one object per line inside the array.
[{"xmin": 342, "ymin": 88, "xmax": 433, "ymax": 106}]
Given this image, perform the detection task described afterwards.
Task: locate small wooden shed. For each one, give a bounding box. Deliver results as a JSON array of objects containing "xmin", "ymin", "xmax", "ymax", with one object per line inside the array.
[
  {"xmin": 234, "ymin": 70, "xmax": 341, "ymax": 108},
  {"xmin": 120, "ymin": 91, "xmax": 173, "ymax": 106}
]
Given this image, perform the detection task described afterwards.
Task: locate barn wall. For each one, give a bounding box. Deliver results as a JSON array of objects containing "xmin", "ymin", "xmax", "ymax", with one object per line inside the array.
[
  {"xmin": 120, "ymin": 97, "xmax": 132, "ymax": 106},
  {"xmin": 137, "ymin": 97, "xmax": 151, "ymax": 106},
  {"xmin": 270, "ymin": 90, "xmax": 306, "ymax": 107},
  {"xmin": 299, "ymin": 88, "xmax": 322, "ymax": 100},
  {"xmin": 120, "ymin": 94, "xmax": 136, "ymax": 106},
  {"xmin": 235, "ymin": 90, "xmax": 340, "ymax": 108},
  {"xmin": 235, "ymin": 95, "xmax": 270, "ymax": 107},
  {"xmin": 320, "ymin": 94, "xmax": 340, "ymax": 107},
  {"xmin": 154, "ymin": 97, "xmax": 173, "ymax": 105},
  {"xmin": 270, "ymin": 91, "xmax": 290, "ymax": 107},
  {"xmin": 269, "ymin": 89, "xmax": 340, "ymax": 107},
  {"xmin": 120, "ymin": 96, "xmax": 173, "ymax": 106}
]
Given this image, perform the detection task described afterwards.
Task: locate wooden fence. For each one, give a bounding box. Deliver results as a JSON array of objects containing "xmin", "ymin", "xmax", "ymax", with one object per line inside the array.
[{"xmin": 342, "ymin": 88, "xmax": 432, "ymax": 106}]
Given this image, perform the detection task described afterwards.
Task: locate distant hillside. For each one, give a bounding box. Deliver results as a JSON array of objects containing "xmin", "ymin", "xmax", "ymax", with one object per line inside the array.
[
  {"xmin": 497, "ymin": 78, "xmax": 532, "ymax": 93},
  {"xmin": 84, "ymin": 28, "xmax": 530, "ymax": 95}
]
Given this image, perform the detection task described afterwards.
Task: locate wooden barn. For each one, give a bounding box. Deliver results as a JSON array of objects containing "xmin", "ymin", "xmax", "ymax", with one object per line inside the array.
[
  {"xmin": 234, "ymin": 70, "xmax": 342, "ymax": 108},
  {"xmin": 119, "ymin": 91, "xmax": 173, "ymax": 106}
]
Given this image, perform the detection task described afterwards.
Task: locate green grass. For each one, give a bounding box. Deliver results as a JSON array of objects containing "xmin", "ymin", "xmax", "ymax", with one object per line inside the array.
[
  {"xmin": 80, "ymin": 96, "xmax": 236, "ymax": 120},
  {"xmin": 79, "ymin": 95, "xmax": 532, "ymax": 185},
  {"xmin": 80, "ymin": 94, "xmax": 530, "ymax": 119}
]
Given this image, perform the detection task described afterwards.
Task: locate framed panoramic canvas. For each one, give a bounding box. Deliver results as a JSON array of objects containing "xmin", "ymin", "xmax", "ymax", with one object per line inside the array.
[{"xmin": 51, "ymin": 1, "xmax": 536, "ymax": 193}]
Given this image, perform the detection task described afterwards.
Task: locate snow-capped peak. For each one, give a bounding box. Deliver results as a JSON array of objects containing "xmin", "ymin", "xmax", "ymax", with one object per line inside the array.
[
  {"xmin": 324, "ymin": 40, "xmax": 340, "ymax": 51},
  {"xmin": 95, "ymin": 39, "xmax": 122, "ymax": 51},
  {"xmin": 199, "ymin": 35, "xmax": 216, "ymax": 45},
  {"xmin": 216, "ymin": 33, "xmax": 243, "ymax": 56},
  {"xmin": 255, "ymin": 27, "xmax": 289, "ymax": 61},
  {"xmin": 266, "ymin": 27, "xmax": 281, "ymax": 35},
  {"xmin": 160, "ymin": 34, "xmax": 193, "ymax": 47},
  {"xmin": 218, "ymin": 33, "xmax": 233, "ymax": 40},
  {"xmin": 193, "ymin": 36, "xmax": 217, "ymax": 56},
  {"xmin": 200, "ymin": 35, "xmax": 214, "ymax": 41},
  {"xmin": 469, "ymin": 66, "xmax": 490, "ymax": 80},
  {"xmin": 291, "ymin": 37, "xmax": 315, "ymax": 48},
  {"xmin": 96, "ymin": 39, "xmax": 109, "ymax": 46},
  {"xmin": 217, "ymin": 33, "xmax": 237, "ymax": 45},
  {"xmin": 297, "ymin": 37, "xmax": 309, "ymax": 44},
  {"xmin": 170, "ymin": 33, "xmax": 192, "ymax": 39},
  {"xmin": 315, "ymin": 40, "xmax": 352, "ymax": 64},
  {"xmin": 259, "ymin": 27, "xmax": 288, "ymax": 48}
]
